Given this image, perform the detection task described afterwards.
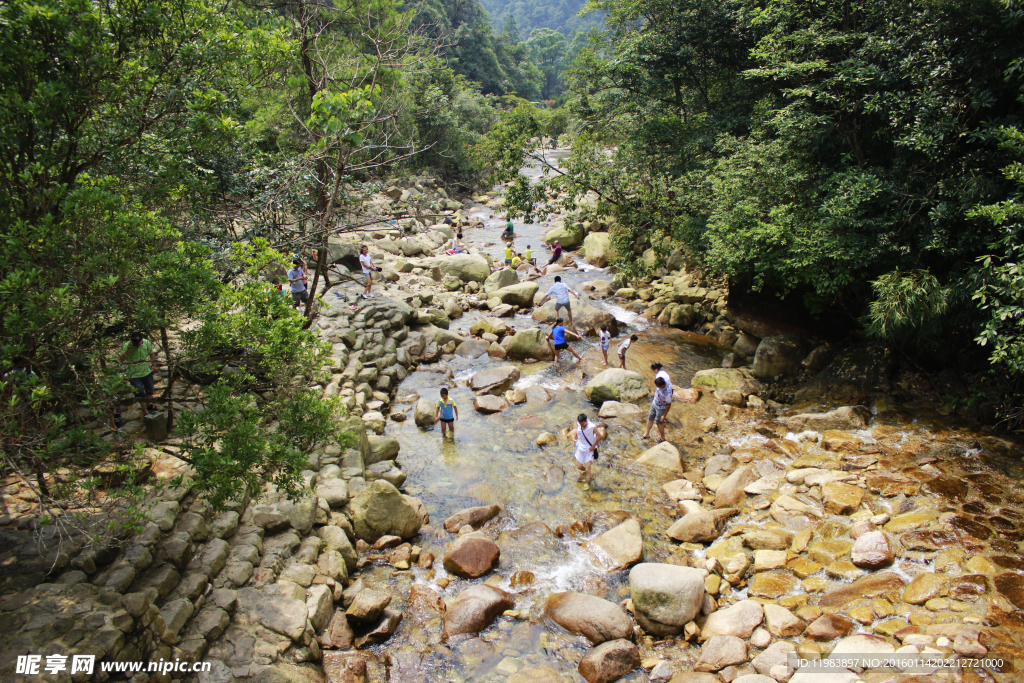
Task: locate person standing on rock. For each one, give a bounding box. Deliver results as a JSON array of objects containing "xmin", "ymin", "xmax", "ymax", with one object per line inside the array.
[
  {"xmin": 617, "ymin": 334, "xmax": 638, "ymax": 369},
  {"xmin": 598, "ymin": 324, "xmax": 611, "ymax": 365},
  {"xmin": 287, "ymin": 258, "xmax": 309, "ymax": 309},
  {"xmin": 641, "ymin": 374, "xmax": 673, "ymax": 443},
  {"xmin": 547, "ymin": 318, "xmax": 583, "ymax": 363},
  {"xmin": 359, "ymin": 245, "xmax": 376, "ymax": 299},
  {"xmin": 536, "ymin": 276, "xmax": 579, "ymax": 326},
  {"xmin": 434, "ymin": 387, "xmax": 458, "ymax": 438},
  {"xmin": 504, "ymin": 242, "xmax": 514, "ymax": 266},
  {"xmin": 572, "ymin": 413, "xmax": 602, "ymax": 490}
]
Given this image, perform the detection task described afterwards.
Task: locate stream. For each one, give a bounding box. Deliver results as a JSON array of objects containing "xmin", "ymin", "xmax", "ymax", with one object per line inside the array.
[{"xmin": 330, "ymin": 151, "xmax": 1024, "ymax": 683}]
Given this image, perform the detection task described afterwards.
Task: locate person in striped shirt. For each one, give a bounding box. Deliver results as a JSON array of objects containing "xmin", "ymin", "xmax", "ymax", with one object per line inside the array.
[{"xmin": 641, "ymin": 367, "xmax": 673, "ymax": 443}]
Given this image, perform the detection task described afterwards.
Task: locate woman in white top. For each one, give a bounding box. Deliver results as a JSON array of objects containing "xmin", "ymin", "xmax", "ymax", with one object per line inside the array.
[
  {"xmin": 598, "ymin": 325, "xmax": 612, "ymax": 366},
  {"xmin": 358, "ymin": 245, "xmax": 374, "ymax": 299},
  {"xmin": 451, "ymin": 233, "xmax": 468, "ymax": 253},
  {"xmin": 572, "ymin": 413, "xmax": 603, "ymax": 489},
  {"xmin": 641, "ymin": 364, "xmax": 673, "ymax": 442}
]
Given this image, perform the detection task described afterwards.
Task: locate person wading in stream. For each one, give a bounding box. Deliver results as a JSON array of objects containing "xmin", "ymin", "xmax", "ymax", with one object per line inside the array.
[
  {"xmin": 641, "ymin": 371, "xmax": 674, "ymax": 443},
  {"xmin": 434, "ymin": 387, "xmax": 458, "ymax": 438},
  {"xmin": 618, "ymin": 334, "xmax": 638, "ymax": 369},
  {"xmin": 547, "ymin": 318, "xmax": 582, "ymax": 364},
  {"xmin": 535, "ymin": 275, "xmax": 579, "ymax": 327},
  {"xmin": 572, "ymin": 413, "xmax": 603, "ymax": 490}
]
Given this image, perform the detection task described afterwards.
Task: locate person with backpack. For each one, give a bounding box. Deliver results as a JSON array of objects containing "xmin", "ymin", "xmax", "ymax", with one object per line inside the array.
[{"xmin": 572, "ymin": 413, "xmax": 603, "ymax": 490}]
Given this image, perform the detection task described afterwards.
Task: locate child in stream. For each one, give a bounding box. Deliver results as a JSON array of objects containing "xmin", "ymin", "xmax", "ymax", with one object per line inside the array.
[
  {"xmin": 572, "ymin": 413, "xmax": 603, "ymax": 490},
  {"xmin": 547, "ymin": 318, "xmax": 582, "ymax": 363},
  {"xmin": 434, "ymin": 388, "xmax": 458, "ymax": 437},
  {"xmin": 599, "ymin": 324, "xmax": 611, "ymax": 365},
  {"xmin": 617, "ymin": 334, "xmax": 638, "ymax": 369}
]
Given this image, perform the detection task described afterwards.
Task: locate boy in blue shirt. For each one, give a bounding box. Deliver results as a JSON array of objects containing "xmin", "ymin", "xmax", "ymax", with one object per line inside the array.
[
  {"xmin": 546, "ymin": 318, "xmax": 582, "ymax": 364},
  {"xmin": 434, "ymin": 387, "xmax": 458, "ymax": 437}
]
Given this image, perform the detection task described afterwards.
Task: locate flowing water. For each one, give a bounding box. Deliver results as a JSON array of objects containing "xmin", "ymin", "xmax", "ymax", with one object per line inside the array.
[{"xmin": 339, "ymin": 153, "xmax": 1024, "ymax": 682}]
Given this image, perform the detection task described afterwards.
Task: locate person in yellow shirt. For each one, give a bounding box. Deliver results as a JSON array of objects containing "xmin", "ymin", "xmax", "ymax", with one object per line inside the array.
[
  {"xmin": 504, "ymin": 244, "xmax": 513, "ymax": 266},
  {"xmin": 524, "ymin": 246, "xmax": 533, "ymax": 264},
  {"xmin": 511, "ymin": 253, "xmax": 522, "ymax": 268}
]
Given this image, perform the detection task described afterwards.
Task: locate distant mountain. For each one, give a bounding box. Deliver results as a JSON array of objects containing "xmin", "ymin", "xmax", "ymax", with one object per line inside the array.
[{"xmin": 483, "ymin": 0, "xmax": 603, "ymax": 37}]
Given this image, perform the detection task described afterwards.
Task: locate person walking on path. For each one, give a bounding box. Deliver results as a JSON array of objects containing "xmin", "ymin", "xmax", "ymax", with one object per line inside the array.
[
  {"xmin": 434, "ymin": 387, "xmax": 458, "ymax": 438},
  {"xmin": 598, "ymin": 324, "xmax": 611, "ymax": 365},
  {"xmin": 542, "ymin": 241, "xmax": 563, "ymax": 274},
  {"xmin": 641, "ymin": 372, "xmax": 674, "ymax": 443},
  {"xmin": 617, "ymin": 334, "xmax": 638, "ymax": 369},
  {"xmin": 572, "ymin": 413, "xmax": 603, "ymax": 490},
  {"xmin": 535, "ymin": 276, "xmax": 579, "ymax": 326},
  {"xmin": 359, "ymin": 245, "xmax": 376, "ymax": 299},
  {"xmin": 547, "ymin": 318, "xmax": 582, "ymax": 363},
  {"xmin": 287, "ymin": 258, "xmax": 309, "ymax": 309},
  {"xmin": 119, "ymin": 333, "xmax": 159, "ymax": 415}
]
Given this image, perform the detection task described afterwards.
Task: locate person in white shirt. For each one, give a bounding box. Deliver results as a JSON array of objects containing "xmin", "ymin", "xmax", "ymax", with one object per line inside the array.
[
  {"xmin": 641, "ymin": 368, "xmax": 674, "ymax": 443},
  {"xmin": 535, "ymin": 275, "xmax": 579, "ymax": 325},
  {"xmin": 572, "ymin": 413, "xmax": 603, "ymax": 489},
  {"xmin": 358, "ymin": 245, "xmax": 375, "ymax": 299},
  {"xmin": 450, "ymin": 233, "xmax": 468, "ymax": 253},
  {"xmin": 598, "ymin": 324, "xmax": 612, "ymax": 365},
  {"xmin": 618, "ymin": 334, "xmax": 638, "ymax": 369}
]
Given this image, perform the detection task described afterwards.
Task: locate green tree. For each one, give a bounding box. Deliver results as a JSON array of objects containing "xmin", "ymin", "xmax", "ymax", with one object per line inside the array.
[{"xmin": 526, "ymin": 28, "xmax": 566, "ymax": 99}]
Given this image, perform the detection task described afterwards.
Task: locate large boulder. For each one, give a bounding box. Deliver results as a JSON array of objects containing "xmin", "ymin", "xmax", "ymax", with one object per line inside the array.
[
  {"xmin": 506, "ymin": 328, "xmax": 555, "ymax": 361},
  {"xmin": 544, "ymin": 592, "xmax": 633, "ymax": 644},
  {"xmin": 714, "ymin": 466, "xmax": 757, "ymax": 508},
  {"xmin": 585, "ymin": 369, "xmax": 648, "ymax": 405},
  {"xmin": 442, "ymin": 585, "xmax": 514, "ymax": 639},
  {"xmin": 493, "ymin": 282, "xmax": 540, "ymax": 307},
  {"xmin": 583, "ymin": 232, "xmax": 614, "ymax": 268},
  {"xmin": 348, "ymin": 480, "xmax": 422, "ymax": 542},
  {"xmin": 629, "ymin": 563, "xmax": 706, "ymax": 636},
  {"xmin": 442, "ymin": 534, "xmax": 500, "ymax": 578},
  {"xmin": 365, "ymin": 436, "xmax": 400, "ymax": 465},
  {"xmin": 578, "ymin": 640, "xmax": 641, "ymax": 683},
  {"xmin": 414, "ymin": 399, "xmax": 436, "ymax": 428},
  {"xmin": 484, "ymin": 267, "xmax": 519, "ymax": 293},
  {"xmin": 786, "ymin": 405, "xmax": 871, "ymax": 432},
  {"xmin": 469, "ymin": 365, "xmax": 521, "ymax": 395},
  {"xmin": 691, "ymin": 368, "xmax": 761, "ymax": 405},
  {"xmin": 544, "ymin": 221, "xmax": 584, "ymax": 249},
  {"xmin": 533, "ymin": 299, "xmax": 618, "ymax": 336},
  {"xmin": 455, "ymin": 339, "xmax": 490, "ymax": 359},
  {"xmin": 584, "ymin": 518, "xmax": 643, "ymax": 570},
  {"xmin": 751, "ymin": 334, "xmax": 810, "ymax": 379},
  {"xmin": 325, "ymin": 238, "xmax": 362, "ymax": 271},
  {"xmin": 444, "ymin": 505, "xmax": 502, "ymax": 532},
  {"xmin": 657, "ymin": 303, "xmax": 697, "ymax": 329},
  {"xmin": 635, "ymin": 442, "xmax": 683, "ymax": 473},
  {"xmin": 474, "ymin": 395, "xmax": 508, "ymax": 414},
  {"xmin": 666, "ymin": 512, "xmax": 726, "ymax": 544},
  {"xmin": 434, "ymin": 254, "xmax": 491, "ymax": 283},
  {"xmin": 470, "ymin": 317, "xmax": 509, "ymax": 337}
]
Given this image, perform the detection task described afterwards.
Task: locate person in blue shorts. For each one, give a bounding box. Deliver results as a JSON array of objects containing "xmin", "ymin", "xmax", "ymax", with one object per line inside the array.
[
  {"xmin": 434, "ymin": 387, "xmax": 458, "ymax": 437},
  {"xmin": 547, "ymin": 318, "xmax": 582, "ymax": 363}
]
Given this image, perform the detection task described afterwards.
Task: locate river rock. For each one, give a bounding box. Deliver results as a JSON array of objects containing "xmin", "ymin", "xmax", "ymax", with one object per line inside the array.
[
  {"xmin": 493, "ymin": 282, "xmax": 539, "ymax": 307},
  {"xmin": 348, "ymin": 480, "xmax": 422, "ymax": 542},
  {"xmin": 851, "ymin": 531, "xmax": 893, "ymax": 569},
  {"xmin": 470, "ymin": 365, "xmax": 521, "ymax": 395},
  {"xmin": 533, "ymin": 299, "xmax": 619, "ymax": 336},
  {"xmin": 714, "ymin": 466, "xmax": 757, "ymax": 508},
  {"xmin": 629, "ymin": 563, "xmax": 706, "ymax": 636},
  {"xmin": 585, "ymin": 369, "xmax": 648, "ymax": 405},
  {"xmin": 694, "ymin": 636, "xmax": 748, "ymax": 672},
  {"xmin": 902, "ymin": 573, "xmax": 947, "ymax": 605},
  {"xmin": 762, "ymin": 603, "xmax": 804, "ymax": 637},
  {"xmin": 830, "ymin": 634, "xmax": 895, "ymax": 657},
  {"xmin": 506, "ymin": 328, "xmax": 555, "ymax": 361},
  {"xmin": 444, "ymin": 505, "xmax": 502, "ymax": 532},
  {"xmin": 747, "ymin": 572, "xmax": 798, "ymax": 599},
  {"xmin": 578, "ymin": 639, "xmax": 640, "ymax": 683},
  {"xmin": 742, "ymin": 528, "xmax": 794, "ymax": 551},
  {"xmin": 821, "ymin": 481, "xmax": 864, "ymax": 515},
  {"xmin": 236, "ymin": 588, "xmax": 308, "ymax": 642},
  {"xmin": 544, "ymin": 221, "xmax": 584, "ymax": 248},
  {"xmin": 690, "ymin": 368, "xmax": 761, "ymax": 402},
  {"xmin": 804, "ymin": 613, "xmax": 854, "ymax": 640},
  {"xmin": 544, "ymin": 592, "xmax": 633, "ymax": 644},
  {"xmin": 414, "ymin": 399, "xmax": 436, "ymax": 428},
  {"xmin": 582, "ymin": 232, "xmax": 614, "ymax": 268},
  {"xmin": 751, "ymin": 641, "xmax": 797, "ymax": 676},
  {"xmin": 818, "ymin": 572, "xmax": 905, "ymax": 607},
  {"xmin": 700, "ymin": 600, "xmax": 763, "ymax": 641},
  {"xmin": 484, "ymin": 267, "xmax": 519, "ymax": 293},
  {"xmin": 667, "ymin": 675, "xmax": 720, "ymax": 683},
  {"xmin": 346, "ymin": 588, "xmax": 391, "ymax": 623},
  {"xmin": 584, "ymin": 518, "xmax": 643, "ymax": 570},
  {"xmin": 474, "ymin": 395, "xmax": 508, "ymax": 414},
  {"xmin": 786, "ymin": 406, "xmax": 870, "ymax": 432},
  {"xmin": 598, "ymin": 401, "xmax": 643, "ymax": 418},
  {"xmin": 435, "ymin": 254, "xmax": 490, "ymax": 282},
  {"xmin": 751, "ymin": 335, "xmax": 809, "ymax": 379},
  {"xmin": 667, "ymin": 512, "xmax": 726, "ymax": 543},
  {"xmin": 456, "ymin": 339, "xmax": 490, "ymax": 358},
  {"xmin": 663, "ymin": 479, "xmax": 700, "ymax": 502},
  {"xmin": 471, "ymin": 317, "xmax": 509, "ymax": 337},
  {"xmin": 636, "ymin": 442, "xmax": 683, "ymax": 473},
  {"xmin": 442, "ymin": 585, "xmax": 514, "ymax": 639},
  {"xmin": 443, "ymin": 534, "xmax": 501, "ymax": 578}
]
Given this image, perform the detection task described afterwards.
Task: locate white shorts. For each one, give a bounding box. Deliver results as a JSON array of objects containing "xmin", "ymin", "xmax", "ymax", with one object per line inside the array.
[{"xmin": 574, "ymin": 448, "xmax": 594, "ymax": 465}]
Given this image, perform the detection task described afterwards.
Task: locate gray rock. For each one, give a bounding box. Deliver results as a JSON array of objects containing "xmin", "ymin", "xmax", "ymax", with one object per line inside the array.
[
  {"xmin": 699, "ymin": 599, "xmax": 763, "ymax": 640},
  {"xmin": 629, "ymin": 563, "xmax": 706, "ymax": 636},
  {"xmin": 237, "ymin": 587, "xmax": 308, "ymax": 641},
  {"xmin": 751, "ymin": 334, "xmax": 810, "ymax": 379},
  {"xmin": 307, "ymin": 585, "xmax": 334, "ymax": 632},
  {"xmin": 443, "ymin": 505, "xmax": 502, "ymax": 533},
  {"xmin": 159, "ymin": 598, "xmax": 194, "ymax": 644},
  {"xmin": 317, "ymin": 526, "xmax": 357, "ymax": 573},
  {"xmin": 585, "ymin": 369, "xmax": 649, "ymax": 405},
  {"xmin": 544, "ymin": 592, "xmax": 633, "ymax": 645},
  {"xmin": 317, "ymin": 479, "xmax": 349, "ymax": 509},
  {"xmin": 577, "ymin": 639, "xmax": 641, "ymax": 683},
  {"xmin": 694, "ymin": 635, "xmax": 748, "ymax": 672},
  {"xmin": 786, "ymin": 405, "xmax": 871, "ymax": 432},
  {"xmin": 348, "ymin": 480, "xmax": 422, "ymax": 542},
  {"xmin": 469, "ymin": 365, "xmax": 521, "ymax": 395},
  {"xmin": 442, "ymin": 584, "xmax": 514, "ymax": 640},
  {"xmin": 484, "ymin": 267, "xmax": 519, "ymax": 293},
  {"xmin": 149, "ymin": 501, "xmax": 180, "ymax": 532},
  {"xmin": 365, "ymin": 436, "xmax": 400, "ymax": 465}
]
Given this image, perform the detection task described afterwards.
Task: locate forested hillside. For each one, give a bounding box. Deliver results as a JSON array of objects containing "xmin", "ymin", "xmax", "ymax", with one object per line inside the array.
[
  {"xmin": 482, "ymin": 0, "xmax": 602, "ymax": 37},
  {"xmin": 483, "ymin": 0, "xmax": 1024, "ymax": 419}
]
